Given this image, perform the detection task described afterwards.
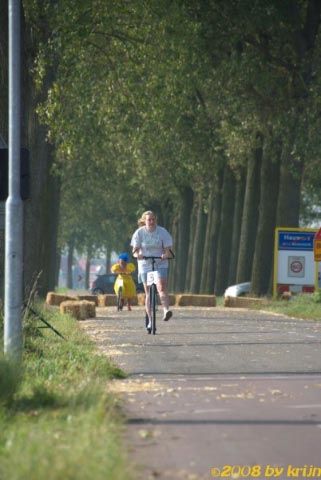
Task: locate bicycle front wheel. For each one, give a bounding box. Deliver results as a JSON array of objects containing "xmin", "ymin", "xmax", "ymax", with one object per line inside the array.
[
  {"xmin": 150, "ymin": 284, "xmax": 157, "ymax": 335},
  {"xmin": 117, "ymin": 287, "xmax": 123, "ymax": 311}
]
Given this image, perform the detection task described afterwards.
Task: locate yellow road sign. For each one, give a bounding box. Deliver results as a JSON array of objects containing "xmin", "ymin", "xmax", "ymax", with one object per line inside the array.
[{"xmin": 314, "ymin": 228, "xmax": 321, "ymax": 262}]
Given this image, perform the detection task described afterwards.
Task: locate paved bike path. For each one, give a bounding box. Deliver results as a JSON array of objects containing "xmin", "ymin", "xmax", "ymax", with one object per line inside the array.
[{"xmin": 80, "ymin": 306, "xmax": 321, "ymax": 480}]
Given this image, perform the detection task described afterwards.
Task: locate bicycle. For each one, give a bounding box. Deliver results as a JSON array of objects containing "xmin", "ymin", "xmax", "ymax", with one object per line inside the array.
[
  {"xmin": 113, "ymin": 272, "xmax": 134, "ymax": 311},
  {"xmin": 143, "ymin": 253, "xmax": 174, "ymax": 335},
  {"xmin": 116, "ymin": 277, "xmax": 124, "ymax": 311}
]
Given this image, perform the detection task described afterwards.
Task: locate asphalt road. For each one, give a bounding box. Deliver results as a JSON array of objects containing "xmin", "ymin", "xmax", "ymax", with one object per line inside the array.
[{"xmin": 80, "ymin": 306, "xmax": 321, "ymax": 480}]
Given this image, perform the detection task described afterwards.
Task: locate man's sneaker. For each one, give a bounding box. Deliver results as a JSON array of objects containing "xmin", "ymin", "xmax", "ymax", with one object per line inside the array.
[
  {"xmin": 163, "ymin": 310, "xmax": 172, "ymax": 321},
  {"xmin": 146, "ymin": 321, "xmax": 152, "ymax": 334}
]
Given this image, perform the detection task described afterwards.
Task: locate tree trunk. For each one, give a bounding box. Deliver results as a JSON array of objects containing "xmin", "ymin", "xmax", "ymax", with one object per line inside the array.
[
  {"xmin": 55, "ymin": 251, "xmax": 61, "ymax": 288},
  {"xmin": 168, "ymin": 214, "xmax": 178, "ymax": 292},
  {"xmin": 105, "ymin": 244, "xmax": 111, "ymax": 274},
  {"xmin": 200, "ymin": 169, "xmax": 224, "ymax": 293},
  {"xmin": 228, "ymin": 169, "xmax": 246, "ymax": 285},
  {"xmin": 236, "ymin": 138, "xmax": 263, "ymax": 283},
  {"xmin": 190, "ymin": 193, "xmax": 207, "ymax": 293},
  {"xmin": 67, "ymin": 240, "xmax": 74, "ymax": 289},
  {"xmin": 214, "ymin": 164, "xmax": 236, "ymax": 295},
  {"xmin": 200, "ymin": 190, "xmax": 213, "ymax": 293},
  {"xmin": 175, "ymin": 186, "xmax": 194, "ymax": 292},
  {"xmin": 185, "ymin": 193, "xmax": 198, "ymax": 292},
  {"xmin": 21, "ymin": 5, "xmax": 60, "ymax": 298},
  {"xmin": 22, "ymin": 109, "xmax": 61, "ymax": 297},
  {"xmin": 85, "ymin": 256, "xmax": 91, "ymax": 290},
  {"xmin": 161, "ymin": 198, "xmax": 173, "ymax": 232},
  {"xmin": 251, "ymin": 141, "xmax": 281, "ymax": 296},
  {"xmin": 276, "ymin": 151, "xmax": 303, "ymax": 227}
]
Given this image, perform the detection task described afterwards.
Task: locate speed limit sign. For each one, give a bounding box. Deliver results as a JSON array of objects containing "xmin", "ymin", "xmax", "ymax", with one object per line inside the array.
[{"xmin": 288, "ymin": 256, "xmax": 305, "ymax": 278}]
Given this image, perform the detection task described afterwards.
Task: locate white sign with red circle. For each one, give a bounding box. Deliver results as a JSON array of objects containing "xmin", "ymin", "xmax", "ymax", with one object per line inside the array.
[{"xmin": 288, "ymin": 256, "xmax": 305, "ymax": 278}]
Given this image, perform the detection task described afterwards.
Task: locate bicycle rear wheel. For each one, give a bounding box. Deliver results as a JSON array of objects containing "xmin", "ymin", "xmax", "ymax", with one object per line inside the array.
[
  {"xmin": 117, "ymin": 287, "xmax": 123, "ymax": 311},
  {"xmin": 150, "ymin": 284, "xmax": 157, "ymax": 335}
]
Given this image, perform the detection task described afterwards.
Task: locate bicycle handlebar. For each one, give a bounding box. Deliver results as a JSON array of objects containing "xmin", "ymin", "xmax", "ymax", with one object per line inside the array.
[{"xmin": 133, "ymin": 249, "xmax": 175, "ymax": 260}]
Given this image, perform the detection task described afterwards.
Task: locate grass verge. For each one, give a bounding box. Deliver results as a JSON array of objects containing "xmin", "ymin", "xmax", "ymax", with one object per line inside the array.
[
  {"xmin": 0, "ymin": 305, "xmax": 132, "ymax": 480},
  {"xmin": 222, "ymin": 290, "xmax": 321, "ymax": 321},
  {"xmin": 257, "ymin": 291, "xmax": 321, "ymax": 320}
]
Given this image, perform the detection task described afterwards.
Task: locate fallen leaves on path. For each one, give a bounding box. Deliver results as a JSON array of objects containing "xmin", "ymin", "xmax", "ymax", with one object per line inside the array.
[{"xmin": 108, "ymin": 379, "xmax": 163, "ymax": 393}]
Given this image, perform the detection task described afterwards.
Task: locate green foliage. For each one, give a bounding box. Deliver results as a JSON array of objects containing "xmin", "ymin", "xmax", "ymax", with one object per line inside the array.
[
  {"xmin": 311, "ymin": 289, "xmax": 321, "ymax": 304},
  {"xmin": 24, "ymin": 0, "xmax": 321, "ymax": 260},
  {"xmin": 31, "ymin": 0, "xmax": 227, "ymax": 254},
  {"xmin": 300, "ymin": 189, "xmax": 321, "ymax": 226}
]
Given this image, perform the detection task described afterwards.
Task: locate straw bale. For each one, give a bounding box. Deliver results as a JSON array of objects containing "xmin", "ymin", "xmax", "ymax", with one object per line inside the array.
[
  {"xmin": 46, "ymin": 292, "xmax": 77, "ymax": 306},
  {"xmin": 137, "ymin": 293, "xmax": 145, "ymax": 306},
  {"xmin": 98, "ymin": 294, "xmax": 139, "ymax": 307},
  {"xmin": 175, "ymin": 294, "xmax": 216, "ymax": 307},
  {"xmin": 97, "ymin": 294, "xmax": 117, "ymax": 307},
  {"xmin": 77, "ymin": 295, "xmax": 99, "ymax": 306},
  {"xmin": 80, "ymin": 300, "xmax": 96, "ymax": 318},
  {"xmin": 60, "ymin": 300, "xmax": 96, "ymax": 320},
  {"xmin": 130, "ymin": 296, "xmax": 139, "ymax": 306},
  {"xmin": 168, "ymin": 294, "xmax": 176, "ymax": 306},
  {"xmin": 60, "ymin": 301, "xmax": 82, "ymax": 319},
  {"xmin": 224, "ymin": 296, "xmax": 265, "ymax": 308},
  {"xmin": 136, "ymin": 293, "xmax": 175, "ymax": 306}
]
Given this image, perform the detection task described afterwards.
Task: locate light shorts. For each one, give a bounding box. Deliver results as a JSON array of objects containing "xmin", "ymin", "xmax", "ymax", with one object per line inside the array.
[{"xmin": 139, "ymin": 268, "xmax": 168, "ymax": 284}]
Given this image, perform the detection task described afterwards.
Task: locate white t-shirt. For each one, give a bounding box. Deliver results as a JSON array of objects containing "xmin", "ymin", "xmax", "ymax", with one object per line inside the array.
[{"xmin": 130, "ymin": 225, "xmax": 173, "ymax": 273}]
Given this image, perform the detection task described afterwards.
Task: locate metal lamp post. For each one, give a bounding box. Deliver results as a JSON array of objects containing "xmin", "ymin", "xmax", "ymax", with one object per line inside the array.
[{"xmin": 4, "ymin": 0, "xmax": 23, "ymax": 361}]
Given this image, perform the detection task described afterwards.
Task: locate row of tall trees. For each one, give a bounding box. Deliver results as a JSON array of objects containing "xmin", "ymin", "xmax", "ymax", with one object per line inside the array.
[{"xmin": 1, "ymin": 0, "xmax": 321, "ymax": 297}]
